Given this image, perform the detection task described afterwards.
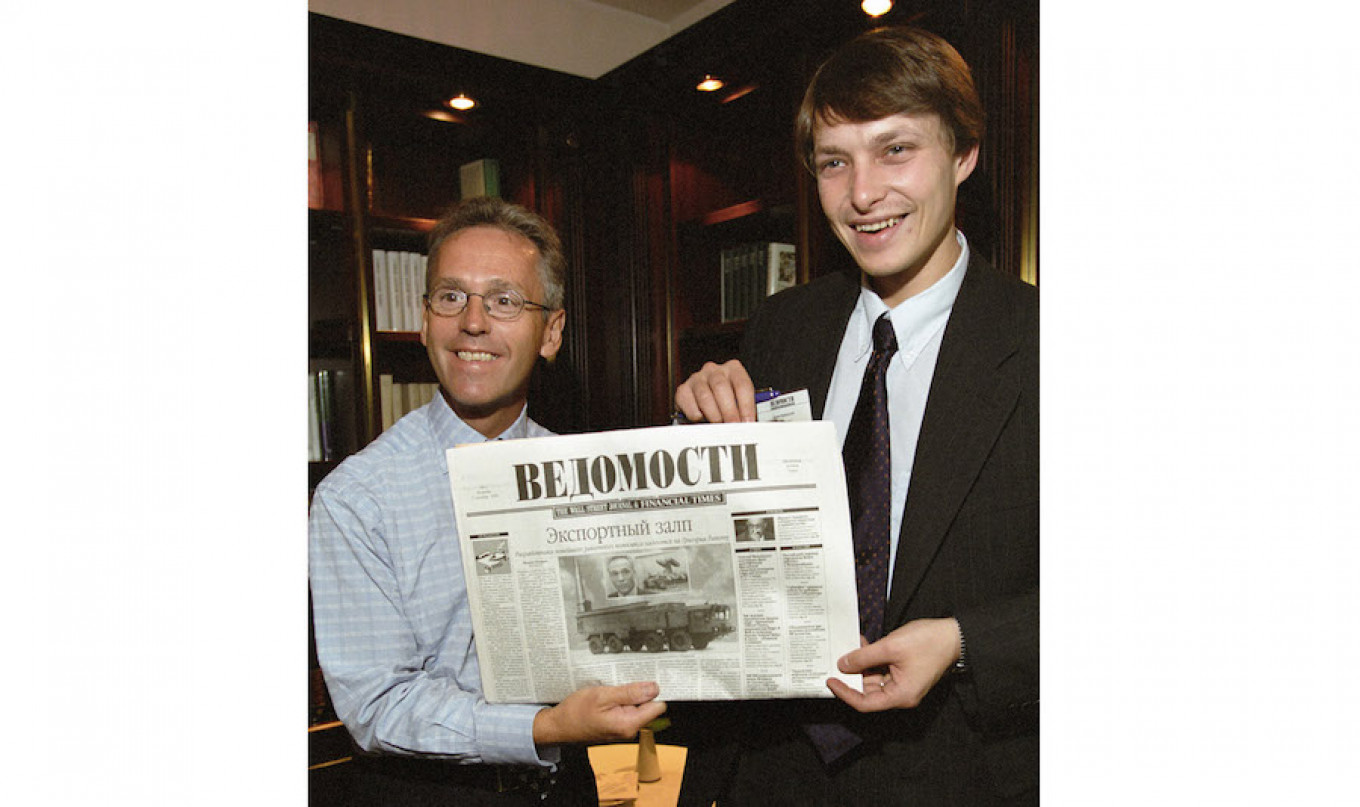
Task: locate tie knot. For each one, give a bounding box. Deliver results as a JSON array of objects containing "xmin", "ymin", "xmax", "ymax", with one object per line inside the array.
[{"xmin": 872, "ymin": 314, "xmax": 898, "ymax": 357}]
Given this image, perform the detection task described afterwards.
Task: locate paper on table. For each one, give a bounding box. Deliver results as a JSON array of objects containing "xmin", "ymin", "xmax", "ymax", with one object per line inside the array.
[{"xmin": 595, "ymin": 768, "xmax": 639, "ymax": 805}]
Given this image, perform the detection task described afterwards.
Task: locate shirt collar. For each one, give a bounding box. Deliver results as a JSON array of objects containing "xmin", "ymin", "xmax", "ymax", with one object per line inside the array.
[
  {"xmin": 850, "ymin": 230, "xmax": 969, "ymax": 363},
  {"xmin": 427, "ymin": 390, "xmax": 533, "ymax": 460}
]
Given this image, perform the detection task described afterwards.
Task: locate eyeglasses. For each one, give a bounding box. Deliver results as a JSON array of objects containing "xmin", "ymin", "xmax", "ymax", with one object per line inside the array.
[{"xmin": 423, "ymin": 288, "xmax": 552, "ymax": 321}]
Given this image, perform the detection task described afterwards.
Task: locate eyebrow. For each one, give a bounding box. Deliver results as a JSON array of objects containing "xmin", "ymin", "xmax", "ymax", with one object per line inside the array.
[
  {"xmin": 875, "ymin": 128, "xmax": 913, "ymax": 143},
  {"xmin": 812, "ymin": 143, "xmax": 848, "ymax": 160},
  {"xmin": 429, "ymin": 278, "xmax": 519, "ymax": 292},
  {"xmin": 815, "ymin": 125, "xmax": 925, "ymax": 156}
]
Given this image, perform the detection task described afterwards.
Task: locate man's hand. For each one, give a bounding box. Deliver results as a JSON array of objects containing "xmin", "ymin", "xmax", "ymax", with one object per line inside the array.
[
  {"xmin": 532, "ymin": 681, "xmax": 667, "ymax": 746},
  {"xmin": 826, "ymin": 618, "xmax": 961, "ymax": 713},
  {"xmin": 674, "ymin": 360, "xmax": 757, "ymax": 423}
]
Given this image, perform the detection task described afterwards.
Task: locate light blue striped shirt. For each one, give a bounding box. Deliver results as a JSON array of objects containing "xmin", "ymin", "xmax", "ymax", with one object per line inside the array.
[{"xmin": 309, "ymin": 392, "xmax": 554, "ymax": 765}]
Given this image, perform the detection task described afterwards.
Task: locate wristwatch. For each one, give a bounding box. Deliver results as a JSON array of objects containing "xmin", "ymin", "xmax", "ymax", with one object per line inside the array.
[{"xmin": 953, "ymin": 622, "xmax": 969, "ymax": 674}]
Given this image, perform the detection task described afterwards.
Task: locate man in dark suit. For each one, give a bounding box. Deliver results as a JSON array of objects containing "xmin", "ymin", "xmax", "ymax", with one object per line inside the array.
[{"xmin": 673, "ymin": 26, "xmax": 1037, "ymax": 805}]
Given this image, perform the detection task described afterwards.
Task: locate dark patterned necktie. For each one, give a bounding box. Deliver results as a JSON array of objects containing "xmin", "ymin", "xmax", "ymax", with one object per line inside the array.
[
  {"xmin": 801, "ymin": 314, "xmax": 901, "ymax": 767},
  {"xmin": 843, "ymin": 313, "xmax": 898, "ymax": 643}
]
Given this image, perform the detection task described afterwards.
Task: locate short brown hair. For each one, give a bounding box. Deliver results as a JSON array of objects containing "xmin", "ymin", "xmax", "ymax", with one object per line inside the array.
[
  {"xmin": 425, "ymin": 196, "xmax": 566, "ymax": 310},
  {"xmin": 795, "ymin": 26, "xmax": 985, "ymax": 173}
]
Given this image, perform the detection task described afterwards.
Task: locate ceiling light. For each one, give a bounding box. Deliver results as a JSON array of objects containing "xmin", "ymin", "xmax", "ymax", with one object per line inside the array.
[
  {"xmin": 448, "ymin": 94, "xmax": 476, "ymax": 111},
  {"xmin": 862, "ymin": 0, "xmax": 893, "ymax": 17},
  {"xmin": 696, "ymin": 75, "xmax": 725, "ymax": 92}
]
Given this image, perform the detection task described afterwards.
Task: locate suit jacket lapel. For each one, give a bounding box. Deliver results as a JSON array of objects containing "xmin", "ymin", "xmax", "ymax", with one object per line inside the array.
[
  {"xmin": 883, "ymin": 256, "xmax": 1026, "ymax": 626},
  {"xmin": 803, "ymin": 272, "xmax": 860, "ymax": 418}
]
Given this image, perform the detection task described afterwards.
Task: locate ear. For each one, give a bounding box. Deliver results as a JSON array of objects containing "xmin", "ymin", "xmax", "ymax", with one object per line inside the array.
[
  {"xmin": 954, "ymin": 143, "xmax": 979, "ymax": 186},
  {"xmin": 419, "ymin": 305, "xmax": 430, "ymax": 347},
  {"xmin": 539, "ymin": 308, "xmax": 566, "ymax": 360}
]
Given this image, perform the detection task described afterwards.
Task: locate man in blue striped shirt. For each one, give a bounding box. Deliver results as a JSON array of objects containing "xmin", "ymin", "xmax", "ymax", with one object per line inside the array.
[{"xmin": 310, "ymin": 197, "xmax": 666, "ymax": 805}]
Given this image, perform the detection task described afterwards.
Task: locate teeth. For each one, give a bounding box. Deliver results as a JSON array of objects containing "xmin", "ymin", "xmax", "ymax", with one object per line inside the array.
[
  {"xmin": 457, "ymin": 351, "xmax": 497, "ymax": 361},
  {"xmin": 854, "ymin": 217, "xmax": 901, "ymax": 233}
]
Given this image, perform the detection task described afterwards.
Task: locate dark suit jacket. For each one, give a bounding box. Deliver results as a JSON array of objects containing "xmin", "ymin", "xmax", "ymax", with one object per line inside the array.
[{"xmin": 673, "ymin": 254, "xmax": 1038, "ymax": 805}]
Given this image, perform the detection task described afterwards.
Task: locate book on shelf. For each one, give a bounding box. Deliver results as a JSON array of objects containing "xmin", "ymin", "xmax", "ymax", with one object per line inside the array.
[
  {"xmin": 460, "ymin": 158, "xmax": 501, "ymax": 199},
  {"xmin": 314, "ymin": 369, "xmax": 340, "ymax": 461},
  {"xmin": 417, "ymin": 383, "xmax": 439, "ymax": 411},
  {"xmin": 407, "ymin": 252, "xmax": 426, "ymax": 331},
  {"xmin": 308, "ymin": 373, "xmax": 323, "ymax": 462},
  {"xmin": 720, "ymin": 244, "xmax": 750, "ymax": 323},
  {"xmin": 308, "ymin": 122, "xmax": 323, "ymax": 210},
  {"xmin": 311, "ymin": 368, "xmax": 355, "ymax": 461},
  {"xmin": 420, "ymin": 255, "xmax": 428, "ymax": 323},
  {"xmin": 744, "ymin": 246, "xmax": 760, "ymax": 319},
  {"xmin": 375, "ymin": 249, "xmax": 427, "ymax": 333},
  {"xmin": 378, "ymin": 250, "xmax": 428, "ymax": 333},
  {"xmin": 406, "ymin": 251, "xmax": 418, "ymax": 332},
  {"xmin": 379, "ymin": 379, "xmax": 441, "ymax": 431},
  {"xmin": 766, "ymin": 242, "xmax": 797, "ymax": 295},
  {"xmin": 373, "ymin": 249, "xmax": 391, "ymax": 331},
  {"xmin": 720, "ymin": 242, "xmax": 796, "ymax": 322},
  {"xmin": 379, "ymin": 374, "xmax": 395, "ymax": 432},
  {"xmin": 316, "ymin": 370, "xmax": 333, "ymax": 459},
  {"xmin": 388, "ymin": 250, "xmax": 407, "ymax": 332},
  {"xmin": 397, "ymin": 250, "xmax": 412, "ymax": 331},
  {"xmin": 721, "ymin": 248, "xmax": 736, "ymax": 324}
]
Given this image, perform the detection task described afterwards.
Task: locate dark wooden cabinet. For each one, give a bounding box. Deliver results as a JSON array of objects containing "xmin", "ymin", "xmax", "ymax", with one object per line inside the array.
[{"xmin": 671, "ymin": 201, "xmax": 799, "ymax": 381}]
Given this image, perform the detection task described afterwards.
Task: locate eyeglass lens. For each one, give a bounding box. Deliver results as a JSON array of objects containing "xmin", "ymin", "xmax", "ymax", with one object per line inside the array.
[{"xmin": 428, "ymin": 289, "xmax": 528, "ymax": 319}]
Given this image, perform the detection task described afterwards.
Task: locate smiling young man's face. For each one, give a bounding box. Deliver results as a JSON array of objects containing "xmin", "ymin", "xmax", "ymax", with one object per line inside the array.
[
  {"xmin": 813, "ymin": 111, "xmax": 978, "ymax": 306},
  {"xmin": 420, "ymin": 225, "xmax": 565, "ymax": 438}
]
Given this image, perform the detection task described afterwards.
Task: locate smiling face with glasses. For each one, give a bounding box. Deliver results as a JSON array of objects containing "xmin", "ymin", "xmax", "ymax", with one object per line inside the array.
[{"xmin": 419, "ymin": 225, "xmax": 565, "ymax": 439}]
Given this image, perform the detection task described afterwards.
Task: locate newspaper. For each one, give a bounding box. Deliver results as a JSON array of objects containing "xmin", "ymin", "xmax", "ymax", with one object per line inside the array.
[{"xmin": 446, "ymin": 421, "xmax": 863, "ymax": 703}]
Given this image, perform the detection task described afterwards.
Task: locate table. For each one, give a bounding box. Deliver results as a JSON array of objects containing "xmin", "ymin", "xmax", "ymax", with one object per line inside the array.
[{"xmin": 587, "ymin": 742, "xmax": 687, "ymax": 807}]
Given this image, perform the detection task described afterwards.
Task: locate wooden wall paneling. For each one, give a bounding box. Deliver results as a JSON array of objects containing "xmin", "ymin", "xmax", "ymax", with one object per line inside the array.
[
  {"xmin": 565, "ymin": 107, "xmax": 671, "ymax": 431},
  {"xmin": 526, "ymin": 117, "xmax": 591, "ymax": 435},
  {"xmin": 635, "ymin": 114, "xmax": 678, "ymax": 426},
  {"xmin": 936, "ymin": 0, "xmax": 1039, "ymax": 283}
]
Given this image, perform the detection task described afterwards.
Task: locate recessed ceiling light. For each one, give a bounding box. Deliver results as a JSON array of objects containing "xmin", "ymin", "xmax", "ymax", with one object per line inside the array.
[
  {"xmin": 448, "ymin": 94, "xmax": 476, "ymax": 111},
  {"xmin": 696, "ymin": 75, "xmax": 725, "ymax": 92},
  {"xmin": 862, "ymin": 0, "xmax": 893, "ymax": 17}
]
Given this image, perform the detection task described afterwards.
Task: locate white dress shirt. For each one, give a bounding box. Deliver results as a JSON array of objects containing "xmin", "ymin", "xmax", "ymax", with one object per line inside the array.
[{"xmin": 822, "ymin": 230, "xmax": 969, "ymax": 597}]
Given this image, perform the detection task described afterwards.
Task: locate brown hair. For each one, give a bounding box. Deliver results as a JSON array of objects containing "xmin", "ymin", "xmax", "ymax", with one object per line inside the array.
[
  {"xmin": 794, "ymin": 26, "xmax": 985, "ymax": 173},
  {"xmin": 425, "ymin": 196, "xmax": 566, "ymax": 310}
]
